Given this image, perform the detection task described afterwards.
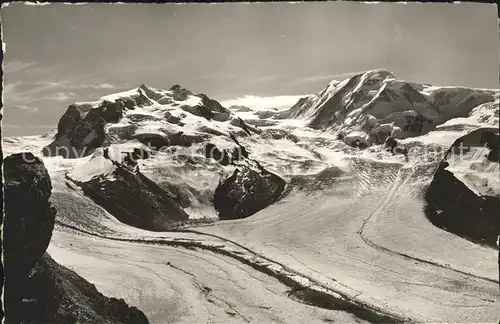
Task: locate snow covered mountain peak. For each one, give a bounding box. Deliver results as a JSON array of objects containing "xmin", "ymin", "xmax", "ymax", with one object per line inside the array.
[{"xmin": 279, "ymin": 69, "xmax": 497, "ymax": 147}]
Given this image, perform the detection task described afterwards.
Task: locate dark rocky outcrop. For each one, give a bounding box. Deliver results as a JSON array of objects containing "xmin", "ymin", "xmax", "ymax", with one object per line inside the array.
[
  {"xmin": 3, "ymin": 153, "xmax": 56, "ymax": 275},
  {"xmin": 384, "ymin": 136, "xmax": 408, "ymax": 157},
  {"xmin": 127, "ymin": 114, "xmax": 160, "ymax": 123},
  {"xmin": 204, "ymin": 143, "xmax": 231, "ymax": 166},
  {"xmin": 43, "ymin": 104, "xmax": 107, "ymax": 158},
  {"xmin": 105, "ymin": 124, "xmax": 139, "ymax": 145},
  {"xmin": 198, "ymin": 94, "xmax": 230, "ymax": 116},
  {"xmin": 42, "ymin": 100, "xmax": 126, "ymax": 158},
  {"xmin": 43, "ymin": 91, "xmax": 154, "ymax": 159},
  {"xmin": 120, "ymin": 148, "xmax": 151, "ymax": 167},
  {"xmin": 170, "ymin": 84, "xmax": 193, "ymax": 101},
  {"xmin": 3, "ymin": 152, "xmax": 150, "ymax": 323},
  {"xmin": 229, "ymin": 105, "xmax": 252, "ymax": 112},
  {"xmin": 158, "ymin": 181, "xmax": 194, "ymax": 209},
  {"xmin": 214, "ymin": 164, "xmax": 286, "ymax": 220},
  {"xmin": 204, "ymin": 136, "xmax": 248, "ymax": 167},
  {"xmin": 138, "ymin": 84, "xmax": 162, "ymax": 101},
  {"xmin": 424, "ymin": 129, "xmax": 500, "ymax": 248},
  {"xmin": 206, "ymin": 130, "xmax": 286, "ymax": 220},
  {"xmin": 134, "ymin": 131, "xmax": 208, "ymax": 150},
  {"xmin": 130, "ymin": 91, "xmax": 153, "ymax": 108},
  {"xmin": 133, "ymin": 133, "xmax": 171, "ymax": 150},
  {"xmin": 230, "ymin": 117, "xmax": 261, "ymax": 135},
  {"xmin": 229, "ymin": 133, "xmax": 250, "ymax": 160},
  {"xmin": 180, "ymin": 104, "xmax": 216, "ymax": 120},
  {"xmin": 23, "ymin": 252, "xmax": 149, "ymax": 324},
  {"xmin": 179, "ymin": 94, "xmax": 231, "ymax": 122},
  {"xmin": 69, "ymin": 164, "xmax": 189, "ymax": 231},
  {"xmin": 261, "ymin": 129, "xmax": 300, "ymax": 143},
  {"xmin": 164, "ymin": 111, "xmax": 185, "ymax": 126}
]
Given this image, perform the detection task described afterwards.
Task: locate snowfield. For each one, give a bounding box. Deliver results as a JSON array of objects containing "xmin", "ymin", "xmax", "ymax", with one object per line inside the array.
[{"xmin": 4, "ymin": 69, "xmax": 499, "ymax": 323}]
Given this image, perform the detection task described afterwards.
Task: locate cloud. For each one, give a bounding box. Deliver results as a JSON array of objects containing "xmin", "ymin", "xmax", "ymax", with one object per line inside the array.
[
  {"xmin": 198, "ymin": 73, "xmax": 237, "ymax": 81},
  {"xmin": 198, "ymin": 73, "xmax": 283, "ymax": 84},
  {"xmin": 3, "ymin": 81, "xmax": 22, "ymax": 95},
  {"xmin": 31, "ymin": 80, "xmax": 118, "ymax": 90},
  {"xmin": 40, "ymin": 91, "xmax": 77, "ymax": 102},
  {"xmin": 3, "ymin": 123, "xmax": 53, "ymax": 130},
  {"xmin": 8, "ymin": 104, "xmax": 39, "ymax": 113},
  {"xmin": 13, "ymin": 104, "xmax": 30, "ymax": 111},
  {"xmin": 254, "ymin": 74, "xmax": 284, "ymax": 83},
  {"xmin": 3, "ymin": 60, "xmax": 36, "ymax": 73},
  {"xmin": 3, "ymin": 79, "xmax": 121, "ymax": 110},
  {"xmin": 2, "ymin": 83, "xmax": 40, "ymax": 113}
]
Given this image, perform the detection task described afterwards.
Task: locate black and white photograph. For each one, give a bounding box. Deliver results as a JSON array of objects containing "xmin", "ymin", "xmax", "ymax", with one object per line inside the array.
[{"xmin": 0, "ymin": 2, "xmax": 499, "ymax": 323}]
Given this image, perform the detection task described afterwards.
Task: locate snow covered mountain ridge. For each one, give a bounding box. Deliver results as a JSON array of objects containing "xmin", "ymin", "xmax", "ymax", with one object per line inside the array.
[
  {"xmin": 35, "ymin": 68, "xmax": 498, "ymax": 160},
  {"xmin": 278, "ymin": 69, "xmax": 497, "ymax": 147}
]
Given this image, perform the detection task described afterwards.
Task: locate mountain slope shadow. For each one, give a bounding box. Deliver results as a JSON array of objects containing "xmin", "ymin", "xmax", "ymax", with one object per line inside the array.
[
  {"xmin": 423, "ymin": 128, "xmax": 500, "ymax": 248},
  {"xmin": 66, "ymin": 157, "xmax": 189, "ymax": 231}
]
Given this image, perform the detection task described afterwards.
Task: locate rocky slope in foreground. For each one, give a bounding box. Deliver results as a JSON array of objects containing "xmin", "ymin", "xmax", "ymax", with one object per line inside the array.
[
  {"xmin": 2, "ymin": 152, "xmax": 149, "ymax": 323},
  {"xmin": 424, "ymin": 127, "xmax": 500, "ymax": 247}
]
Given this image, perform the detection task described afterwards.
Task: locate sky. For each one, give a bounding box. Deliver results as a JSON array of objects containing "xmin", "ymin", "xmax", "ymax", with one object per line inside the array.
[{"xmin": 1, "ymin": 2, "xmax": 498, "ymax": 136}]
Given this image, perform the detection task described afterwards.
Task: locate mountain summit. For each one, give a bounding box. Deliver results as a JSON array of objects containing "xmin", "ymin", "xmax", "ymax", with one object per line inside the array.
[{"xmin": 279, "ymin": 69, "xmax": 496, "ymax": 147}]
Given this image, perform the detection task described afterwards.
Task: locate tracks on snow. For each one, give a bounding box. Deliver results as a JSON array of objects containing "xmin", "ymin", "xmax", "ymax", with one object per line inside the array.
[
  {"xmin": 55, "ymin": 220, "xmax": 410, "ymax": 323},
  {"xmin": 354, "ymin": 159, "xmax": 499, "ymax": 286}
]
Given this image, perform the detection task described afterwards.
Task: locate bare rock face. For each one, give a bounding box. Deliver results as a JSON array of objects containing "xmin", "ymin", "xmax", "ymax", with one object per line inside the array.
[
  {"xmin": 214, "ymin": 164, "xmax": 286, "ymax": 220},
  {"xmin": 424, "ymin": 128, "xmax": 500, "ymax": 248},
  {"xmin": 230, "ymin": 117, "xmax": 261, "ymax": 135},
  {"xmin": 43, "ymin": 92, "xmax": 153, "ymax": 158},
  {"xmin": 133, "ymin": 131, "xmax": 208, "ymax": 149},
  {"xmin": 170, "ymin": 84, "xmax": 193, "ymax": 101},
  {"xmin": 179, "ymin": 93, "xmax": 231, "ymax": 122},
  {"xmin": 198, "ymin": 93, "xmax": 232, "ymax": 121},
  {"xmin": 383, "ymin": 136, "xmax": 408, "ymax": 157},
  {"xmin": 42, "ymin": 101, "xmax": 122, "ymax": 158},
  {"xmin": 27, "ymin": 253, "xmax": 150, "ymax": 324},
  {"xmin": 2, "ymin": 152, "xmax": 150, "ymax": 323},
  {"xmin": 69, "ymin": 164, "xmax": 189, "ymax": 231},
  {"xmin": 3, "ymin": 153, "xmax": 56, "ymax": 271},
  {"xmin": 209, "ymin": 132, "xmax": 286, "ymax": 220},
  {"xmin": 204, "ymin": 143, "xmax": 232, "ymax": 166},
  {"xmin": 261, "ymin": 129, "xmax": 299, "ymax": 143}
]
